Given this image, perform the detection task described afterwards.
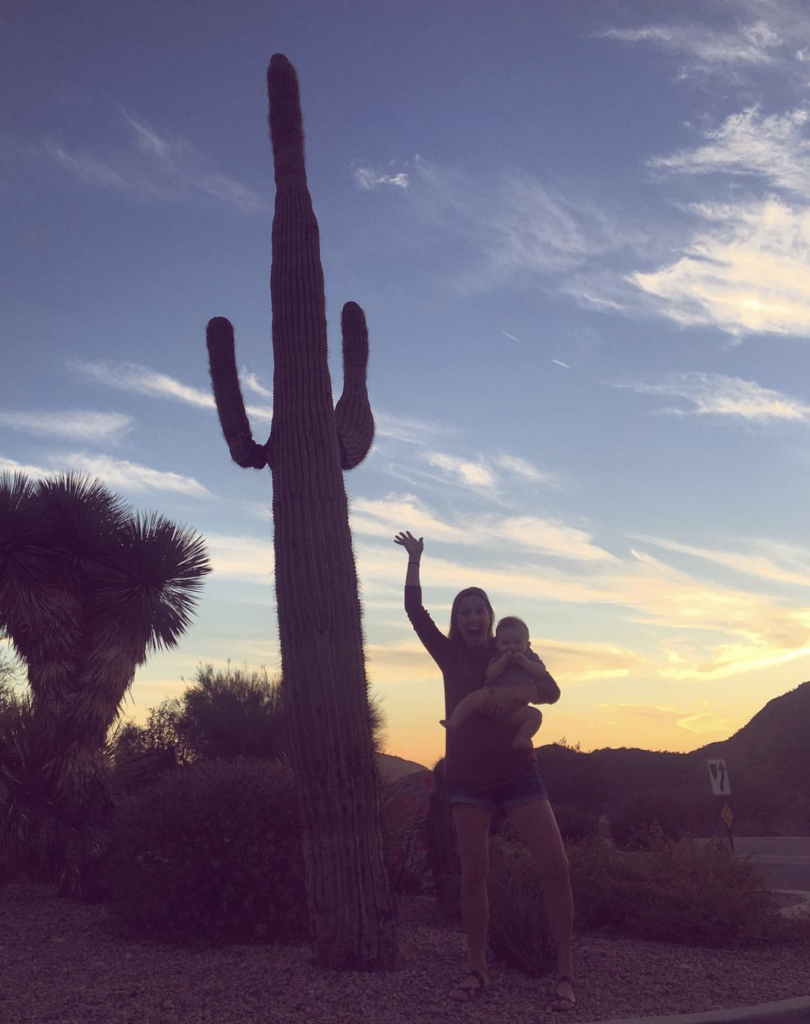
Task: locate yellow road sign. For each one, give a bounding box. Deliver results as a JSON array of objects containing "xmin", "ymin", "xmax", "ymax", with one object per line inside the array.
[{"xmin": 720, "ymin": 804, "xmax": 733, "ymax": 829}]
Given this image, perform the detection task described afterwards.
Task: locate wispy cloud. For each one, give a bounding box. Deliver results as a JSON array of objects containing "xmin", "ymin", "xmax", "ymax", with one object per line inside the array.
[
  {"xmin": 352, "ymin": 493, "xmax": 614, "ymax": 563},
  {"xmin": 612, "ymin": 372, "xmax": 810, "ymax": 422},
  {"xmin": 650, "ymin": 106, "xmax": 810, "ymax": 198},
  {"xmin": 39, "ymin": 108, "xmax": 267, "ymax": 212},
  {"xmin": 551, "ymin": 359, "xmax": 570, "ymax": 369},
  {"xmin": 374, "ymin": 411, "xmax": 459, "ymax": 445},
  {"xmin": 0, "ymin": 451, "xmax": 209, "ymax": 496},
  {"xmin": 61, "ymin": 453, "xmax": 210, "ymax": 496},
  {"xmin": 632, "ymin": 533, "xmax": 810, "ymax": 588},
  {"xmin": 630, "ymin": 197, "xmax": 810, "ymax": 336},
  {"xmin": 502, "ymin": 331, "xmax": 521, "ymax": 343},
  {"xmin": 422, "ymin": 449, "xmax": 497, "ymax": 490},
  {"xmin": 353, "ymin": 164, "xmax": 410, "ymax": 191},
  {"xmin": 77, "ymin": 360, "xmax": 273, "ymax": 422},
  {"xmin": 0, "ymin": 456, "xmax": 51, "ymax": 480},
  {"xmin": 495, "ymin": 453, "xmax": 556, "ymax": 485},
  {"xmin": 0, "ymin": 410, "xmax": 133, "ymax": 441},
  {"xmin": 596, "ymin": 19, "xmax": 782, "ymax": 70},
  {"xmin": 205, "ymin": 532, "xmax": 275, "ymax": 583}
]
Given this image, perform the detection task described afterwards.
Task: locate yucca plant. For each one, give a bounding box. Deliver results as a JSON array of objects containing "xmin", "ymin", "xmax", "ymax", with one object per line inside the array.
[{"xmin": 0, "ymin": 471, "xmax": 210, "ymax": 896}]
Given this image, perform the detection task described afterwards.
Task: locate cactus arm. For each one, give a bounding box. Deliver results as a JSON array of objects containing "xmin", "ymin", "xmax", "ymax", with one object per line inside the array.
[
  {"xmin": 206, "ymin": 316, "xmax": 270, "ymax": 470},
  {"xmin": 335, "ymin": 301, "xmax": 375, "ymax": 470}
]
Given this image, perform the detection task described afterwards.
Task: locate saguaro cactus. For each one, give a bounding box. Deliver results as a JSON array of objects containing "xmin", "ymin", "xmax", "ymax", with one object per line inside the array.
[{"xmin": 205, "ymin": 55, "xmax": 397, "ymax": 970}]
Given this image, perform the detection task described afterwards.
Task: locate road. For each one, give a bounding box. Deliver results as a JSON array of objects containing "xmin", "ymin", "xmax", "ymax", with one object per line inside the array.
[{"xmin": 731, "ymin": 837, "xmax": 810, "ymax": 892}]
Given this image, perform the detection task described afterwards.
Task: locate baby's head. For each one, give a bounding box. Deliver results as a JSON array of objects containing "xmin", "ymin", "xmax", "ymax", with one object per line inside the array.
[{"xmin": 494, "ymin": 616, "xmax": 530, "ymax": 655}]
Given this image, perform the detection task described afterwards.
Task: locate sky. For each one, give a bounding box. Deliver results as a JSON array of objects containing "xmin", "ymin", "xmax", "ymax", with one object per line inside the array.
[{"xmin": 3, "ymin": 0, "xmax": 810, "ymax": 769}]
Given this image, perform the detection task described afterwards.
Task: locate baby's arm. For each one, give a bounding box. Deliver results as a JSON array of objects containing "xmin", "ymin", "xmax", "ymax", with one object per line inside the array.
[
  {"xmin": 486, "ymin": 652, "xmax": 510, "ymax": 682},
  {"xmin": 512, "ymin": 650, "xmax": 547, "ymax": 679}
]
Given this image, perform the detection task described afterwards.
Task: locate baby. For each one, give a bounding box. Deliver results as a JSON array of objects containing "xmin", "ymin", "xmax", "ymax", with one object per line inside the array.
[{"xmin": 441, "ymin": 615, "xmax": 545, "ymax": 751}]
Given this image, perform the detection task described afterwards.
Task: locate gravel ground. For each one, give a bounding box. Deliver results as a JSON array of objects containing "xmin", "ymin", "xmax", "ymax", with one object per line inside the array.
[{"xmin": 1, "ymin": 882, "xmax": 809, "ymax": 1024}]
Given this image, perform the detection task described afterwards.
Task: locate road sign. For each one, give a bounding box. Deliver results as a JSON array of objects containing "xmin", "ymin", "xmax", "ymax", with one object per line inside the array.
[
  {"xmin": 720, "ymin": 803, "xmax": 733, "ymax": 829},
  {"xmin": 707, "ymin": 758, "xmax": 731, "ymax": 796}
]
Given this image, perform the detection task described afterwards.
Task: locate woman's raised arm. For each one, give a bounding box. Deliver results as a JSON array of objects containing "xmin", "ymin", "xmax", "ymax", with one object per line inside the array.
[{"xmin": 394, "ymin": 530, "xmax": 423, "ymax": 586}]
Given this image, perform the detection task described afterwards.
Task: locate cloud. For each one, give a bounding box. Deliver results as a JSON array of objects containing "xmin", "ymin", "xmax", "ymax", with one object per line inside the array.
[
  {"xmin": 241, "ymin": 370, "xmax": 273, "ymax": 399},
  {"xmin": 351, "ymin": 493, "xmax": 609, "ymax": 562},
  {"xmin": 502, "ymin": 331, "xmax": 521, "ymax": 343},
  {"xmin": 632, "ymin": 533, "xmax": 810, "ymax": 588},
  {"xmin": 353, "ymin": 165, "xmax": 410, "ymax": 191},
  {"xmin": 60, "ymin": 453, "xmax": 210, "ymax": 496},
  {"xmin": 40, "ymin": 109, "xmax": 267, "ymax": 213},
  {"xmin": 482, "ymin": 515, "xmax": 616, "ymax": 563},
  {"xmin": 0, "ymin": 410, "xmax": 133, "ymax": 440},
  {"xmin": 77, "ymin": 360, "xmax": 273, "ymax": 422},
  {"xmin": 0, "ymin": 452, "xmax": 209, "ymax": 497},
  {"xmin": 552, "ymin": 359, "xmax": 570, "ymax": 369},
  {"xmin": 612, "ymin": 371, "xmax": 810, "ymax": 422},
  {"xmin": 495, "ymin": 453, "xmax": 556, "ymax": 485},
  {"xmin": 630, "ymin": 197, "xmax": 810, "ymax": 336},
  {"xmin": 374, "ymin": 411, "xmax": 459, "ymax": 445},
  {"xmin": 422, "ymin": 449, "xmax": 498, "ymax": 490},
  {"xmin": 0, "ymin": 456, "xmax": 51, "ymax": 480},
  {"xmin": 650, "ymin": 106, "xmax": 810, "ymax": 198},
  {"xmin": 204, "ymin": 532, "xmax": 275, "ymax": 582},
  {"xmin": 410, "ymin": 157, "xmax": 631, "ymax": 292},
  {"xmin": 596, "ymin": 20, "xmax": 782, "ymax": 69}
]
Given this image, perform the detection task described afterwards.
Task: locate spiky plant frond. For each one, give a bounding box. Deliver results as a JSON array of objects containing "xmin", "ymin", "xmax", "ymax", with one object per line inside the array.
[
  {"xmin": 0, "ymin": 473, "xmax": 56, "ymax": 630},
  {"xmin": 91, "ymin": 512, "xmax": 211, "ymax": 656}
]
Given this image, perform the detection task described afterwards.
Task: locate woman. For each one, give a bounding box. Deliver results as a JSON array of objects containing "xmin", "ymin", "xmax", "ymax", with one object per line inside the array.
[{"xmin": 394, "ymin": 531, "xmax": 575, "ymax": 1012}]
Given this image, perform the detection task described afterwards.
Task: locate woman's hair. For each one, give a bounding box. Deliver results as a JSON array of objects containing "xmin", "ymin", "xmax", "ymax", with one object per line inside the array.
[{"xmin": 448, "ymin": 587, "xmax": 495, "ymax": 643}]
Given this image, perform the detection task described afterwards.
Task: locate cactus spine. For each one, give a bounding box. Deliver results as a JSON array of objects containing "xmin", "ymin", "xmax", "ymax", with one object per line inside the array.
[{"xmin": 206, "ymin": 54, "xmax": 396, "ymax": 970}]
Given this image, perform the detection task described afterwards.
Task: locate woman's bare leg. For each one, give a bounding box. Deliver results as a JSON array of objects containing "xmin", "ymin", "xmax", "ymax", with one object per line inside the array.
[
  {"xmin": 504, "ymin": 799, "xmax": 575, "ymax": 1010},
  {"xmin": 449, "ymin": 802, "xmax": 492, "ymax": 998}
]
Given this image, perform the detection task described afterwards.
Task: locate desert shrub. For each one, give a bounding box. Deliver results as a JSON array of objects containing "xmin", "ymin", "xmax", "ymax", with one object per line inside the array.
[
  {"xmin": 553, "ymin": 803, "xmax": 600, "ymax": 843},
  {"xmin": 487, "ymin": 834, "xmax": 555, "ymax": 976},
  {"xmin": 609, "ymin": 788, "xmax": 695, "ymax": 847},
  {"xmin": 103, "ymin": 756, "xmax": 307, "ymax": 946},
  {"xmin": 570, "ymin": 829, "xmax": 779, "ymax": 946}
]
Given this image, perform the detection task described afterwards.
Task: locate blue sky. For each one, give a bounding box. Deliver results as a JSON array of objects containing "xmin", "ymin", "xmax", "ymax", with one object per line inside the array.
[{"xmin": 3, "ymin": 0, "xmax": 810, "ymax": 767}]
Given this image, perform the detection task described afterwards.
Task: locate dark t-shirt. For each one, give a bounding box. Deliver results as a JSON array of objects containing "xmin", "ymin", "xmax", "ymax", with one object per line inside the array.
[{"xmin": 405, "ymin": 585, "xmax": 561, "ymax": 790}]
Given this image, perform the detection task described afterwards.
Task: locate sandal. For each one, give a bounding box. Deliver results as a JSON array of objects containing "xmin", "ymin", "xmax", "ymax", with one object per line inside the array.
[
  {"xmin": 449, "ymin": 970, "xmax": 486, "ymax": 1002},
  {"xmin": 549, "ymin": 974, "xmax": 575, "ymax": 1012}
]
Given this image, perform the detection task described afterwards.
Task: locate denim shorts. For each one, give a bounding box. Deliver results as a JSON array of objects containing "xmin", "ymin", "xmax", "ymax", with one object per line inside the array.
[{"xmin": 447, "ymin": 759, "xmax": 548, "ymax": 812}]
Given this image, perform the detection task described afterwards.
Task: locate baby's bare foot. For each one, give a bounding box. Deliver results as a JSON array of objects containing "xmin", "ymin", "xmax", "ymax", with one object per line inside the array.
[{"xmin": 439, "ymin": 719, "xmax": 457, "ymax": 732}]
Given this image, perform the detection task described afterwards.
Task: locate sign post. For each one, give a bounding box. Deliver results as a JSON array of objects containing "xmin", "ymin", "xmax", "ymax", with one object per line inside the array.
[{"xmin": 707, "ymin": 758, "xmax": 734, "ymax": 851}]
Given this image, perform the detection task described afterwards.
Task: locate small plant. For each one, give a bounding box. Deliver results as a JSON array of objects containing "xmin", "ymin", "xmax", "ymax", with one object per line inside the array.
[{"xmin": 104, "ymin": 756, "xmax": 307, "ymax": 946}]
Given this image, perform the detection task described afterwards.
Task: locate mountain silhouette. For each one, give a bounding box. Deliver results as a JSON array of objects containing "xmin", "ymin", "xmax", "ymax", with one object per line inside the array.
[{"xmin": 382, "ymin": 681, "xmax": 810, "ymax": 836}]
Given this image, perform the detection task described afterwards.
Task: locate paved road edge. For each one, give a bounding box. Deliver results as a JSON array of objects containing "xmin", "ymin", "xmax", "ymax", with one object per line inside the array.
[{"xmin": 589, "ymin": 993, "xmax": 810, "ymax": 1024}]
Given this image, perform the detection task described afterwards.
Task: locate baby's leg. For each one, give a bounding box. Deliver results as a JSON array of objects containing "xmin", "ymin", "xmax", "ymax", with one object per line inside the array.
[
  {"xmin": 440, "ymin": 688, "xmax": 490, "ymax": 732},
  {"xmin": 505, "ymin": 706, "xmax": 543, "ymax": 751}
]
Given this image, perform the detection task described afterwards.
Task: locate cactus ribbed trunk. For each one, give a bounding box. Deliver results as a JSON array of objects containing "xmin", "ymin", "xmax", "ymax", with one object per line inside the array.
[{"xmin": 206, "ymin": 54, "xmax": 396, "ymax": 971}]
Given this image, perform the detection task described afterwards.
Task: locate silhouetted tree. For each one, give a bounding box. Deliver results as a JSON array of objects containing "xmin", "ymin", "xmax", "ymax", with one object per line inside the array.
[{"xmin": 0, "ymin": 471, "xmax": 210, "ymax": 896}]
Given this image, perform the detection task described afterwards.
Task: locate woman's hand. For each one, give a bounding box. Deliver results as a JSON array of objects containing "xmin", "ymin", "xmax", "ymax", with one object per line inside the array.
[{"xmin": 394, "ymin": 531, "xmax": 424, "ymax": 560}]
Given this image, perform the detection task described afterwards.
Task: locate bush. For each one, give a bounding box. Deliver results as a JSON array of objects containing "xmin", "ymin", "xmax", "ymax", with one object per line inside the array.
[
  {"xmin": 553, "ymin": 803, "xmax": 600, "ymax": 844},
  {"xmin": 609, "ymin": 788, "xmax": 697, "ymax": 847},
  {"xmin": 570, "ymin": 829, "xmax": 780, "ymax": 946},
  {"xmin": 103, "ymin": 756, "xmax": 307, "ymax": 946},
  {"xmin": 487, "ymin": 835, "xmax": 555, "ymax": 976}
]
